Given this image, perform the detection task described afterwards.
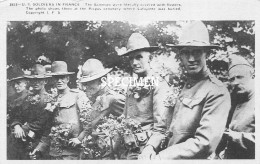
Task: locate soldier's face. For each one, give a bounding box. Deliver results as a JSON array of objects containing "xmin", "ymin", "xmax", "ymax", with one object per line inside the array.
[
  {"xmin": 179, "ymin": 47, "xmax": 207, "ymax": 75},
  {"xmin": 13, "ymin": 79, "xmax": 27, "ymax": 93},
  {"xmin": 129, "ymin": 51, "xmax": 150, "ymax": 76},
  {"xmin": 54, "ymin": 75, "xmax": 69, "ymax": 91},
  {"xmin": 29, "ymin": 79, "xmax": 46, "ymax": 91},
  {"xmin": 81, "ymin": 79, "xmax": 101, "ymax": 98},
  {"xmin": 229, "ymin": 66, "xmax": 254, "ymax": 96}
]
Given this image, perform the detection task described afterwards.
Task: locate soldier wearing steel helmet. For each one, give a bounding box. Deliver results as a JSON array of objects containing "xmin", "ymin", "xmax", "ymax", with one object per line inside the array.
[{"xmin": 152, "ymin": 21, "xmax": 231, "ymax": 159}]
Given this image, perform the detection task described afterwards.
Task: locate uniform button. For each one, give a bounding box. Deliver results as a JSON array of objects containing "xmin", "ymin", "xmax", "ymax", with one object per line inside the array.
[{"xmin": 187, "ymin": 84, "xmax": 191, "ymax": 88}]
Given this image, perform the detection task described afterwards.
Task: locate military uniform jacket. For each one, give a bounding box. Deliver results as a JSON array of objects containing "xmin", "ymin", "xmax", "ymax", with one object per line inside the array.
[
  {"xmin": 124, "ymin": 75, "xmax": 170, "ymax": 149},
  {"xmin": 46, "ymin": 88, "xmax": 90, "ymax": 156},
  {"xmin": 90, "ymin": 86, "xmax": 125, "ymax": 118},
  {"xmin": 158, "ymin": 69, "xmax": 231, "ymax": 159},
  {"xmin": 224, "ymin": 92, "xmax": 255, "ymax": 159},
  {"xmin": 84, "ymin": 86, "xmax": 125, "ymax": 130},
  {"xmin": 7, "ymin": 89, "xmax": 29, "ymax": 125},
  {"xmin": 11, "ymin": 90, "xmax": 52, "ymax": 138}
]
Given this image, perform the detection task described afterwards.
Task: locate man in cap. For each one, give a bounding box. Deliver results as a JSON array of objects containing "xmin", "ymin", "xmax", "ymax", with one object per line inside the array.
[
  {"xmin": 7, "ymin": 64, "xmax": 52, "ymax": 159},
  {"xmin": 74, "ymin": 58, "xmax": 125, "ymax": 159},
  {"xmin": 215, "ymin": 55, "xmax": 255, "ymax": 159},
  {"xmin": 120, "ymin": 33, "xmax": 170, "ymax": 160},
  {"xmin": 33, "ymin": 61, "xmax": 91, "ymax": 160},
  {"xmin": 153, "ymin": 21, "xmax": 231, "ymax": 159}
]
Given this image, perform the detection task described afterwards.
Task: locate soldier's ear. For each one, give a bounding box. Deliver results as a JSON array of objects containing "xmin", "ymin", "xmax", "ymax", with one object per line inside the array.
[
  {"xmin": 251, "ymin": 71, "xmax": 255, "ymax": 79},
  {"xmin": 250, "ymin": 68, "xmax": 255, "ymax": 79},
  {"xmin": 66, "ymin": 75, "xmax": 70, "ymax": 81}
]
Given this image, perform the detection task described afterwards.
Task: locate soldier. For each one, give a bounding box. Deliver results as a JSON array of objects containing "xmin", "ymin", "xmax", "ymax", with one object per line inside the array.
[
  {"xmin": 7, "ymin": 64, "xmax": 52, "ymax": 159},
  {"xmin": 215, "ymin": 55, "xmax": 255, "ymax": 159},
  {"xmin": 152, "ymin": 21, "xmax": 231, "ymax": 159},
  {"xmin": 74, "ymin": 58, "xmax": 125, "ymax": 159},
  {"xmin": 120, "ymin": 33, "xmax": 170, "ymax": 160},
  {"xmin": 34, "ymin": 61, "xmax": 91, "ymax": 160},
  {"xmin": 7, "ymin": 67, "xmax": 29, "ymax": 134}
]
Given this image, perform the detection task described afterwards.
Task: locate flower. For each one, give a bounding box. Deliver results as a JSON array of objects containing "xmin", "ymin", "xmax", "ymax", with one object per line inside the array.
[
  {"xmin": 97, "ymin": 114, "xmax": 142, "ymax": 137},
  {"xmin": 44, "ymin": 92, "xmax": 60, "ymax": 112},
  {"xmin": 128, "ymin": 77, "xmax": 155, "ymax": 101},
  {"xmin": 164, "ymin": 86, "xmax": 181, "ymax": 107},
  {"xmin": 49, "ymin": 124, "xmax": 72, "ymax": 155},
  {"xmin": 26, "ymin": 94, "xmax": 41, "ymax": 105}
]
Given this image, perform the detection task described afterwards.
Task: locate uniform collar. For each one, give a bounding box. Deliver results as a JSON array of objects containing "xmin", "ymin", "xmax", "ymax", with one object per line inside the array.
[
  {"xmin": 16, "ymin": 89, "xmax": 29, "ymax": 98},
  {"xmin": 185, "ymin": 69, "xmax": 210, "ymax": 89},
  {"xmin": 57, "ymin": 87, "xmax": 70, "ymax": 98}
]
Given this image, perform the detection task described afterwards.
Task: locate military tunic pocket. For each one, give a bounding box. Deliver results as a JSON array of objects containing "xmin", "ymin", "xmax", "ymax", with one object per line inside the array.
[
  {"xmin": 180, "ymin": 97, "xmax": 204, "ymax": 109},
  {"xmin": 55, "ymin": 98, "xmax": 79, "ymax": 125},
  {"xmin": 59, "ymin": 97, "xmax": 76, "ymax": 109},
  {"xmin": 172, "ymin": 96, "xmax": 204, "ymax": 134}
]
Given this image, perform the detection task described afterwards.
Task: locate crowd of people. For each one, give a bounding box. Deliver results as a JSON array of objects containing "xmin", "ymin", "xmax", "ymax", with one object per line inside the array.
[{"xmin": 7, "ymin": 21, "xmax": 255, "ymax": 160}]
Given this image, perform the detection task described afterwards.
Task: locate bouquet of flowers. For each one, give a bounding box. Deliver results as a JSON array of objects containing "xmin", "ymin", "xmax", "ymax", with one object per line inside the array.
[
  {"xmin": 128, "ymin": 77, "xmax": 155, "ymax": 100},
  {"xmin": 97, "ymin": 114, "xmax": 142, "ymax": 137},
  {"xmin": 49, "ymin": 124, "xmax": 72, "ymax": 154},
  {"xmin": 164, "ymin": 85, "xmax": 181, "ymax": 108},
  {"xmin": 44, "ymin": 93, "xmax": 59, "ymax": 112},
  {"xmin": 80, "ymin": 115, "xmax": 143, "ymax": 159},
  {"xmin": 26, "ymin": 94, "xmax": 41, "ymax": 105},
  {"xmin": 80, "ymin": 135, "xmax": 103, "ymax": 159}
]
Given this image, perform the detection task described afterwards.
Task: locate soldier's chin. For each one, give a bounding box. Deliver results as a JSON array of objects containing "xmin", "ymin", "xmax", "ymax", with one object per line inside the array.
[
  {"xmin": 133, "ymin": 69, "xmax": 146, "ymax": 75},
  {"xmin": 236, "ymin": 89, "xmax": 246, "ymax": 95},
  {"xmin": 56, "ymin": 85, "xmax": 65, "ymax": 90},
  {"xmin": 15, "ymin": 89, "xmax": 22, "ymax": 93},
  {"xmin": 187, "ymin": 69, "xmax": 199, "ymax": 75}
]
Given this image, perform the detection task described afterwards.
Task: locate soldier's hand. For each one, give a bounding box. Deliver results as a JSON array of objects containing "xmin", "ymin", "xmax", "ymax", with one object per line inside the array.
[
  {"xmin": 14, "ymin": 125, "xmax": 25, "ymax": 139},
  {"xmin": 224, "ymin": 129, "xmax": 240, "ymax": 141},
  {"xmin": 29, "ymin": 149, "xmax": 40, "ymax": 160},
  {"xmin": 151, "ymin": 154, "xmax": 161, "ymax": 160},
  {"xmin": 138, "ymin": 145, "xmax": 156, "ymax": 160},
  {"xmin": 69, "ymin": 138, "xmax": 81, "ymax": 147}
]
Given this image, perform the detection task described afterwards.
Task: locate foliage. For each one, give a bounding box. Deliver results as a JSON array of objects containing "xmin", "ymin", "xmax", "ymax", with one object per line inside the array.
[
  {"xmin": 204, "ymin": 21, "xmax": 255, "ymax": 81},
  {"xmin": 80, "ymin": 135, "xmax": 103, "ymax": 159},
  {"xmin": 49, "ymin": 124, "xmax": 72, "ymax": 155},
  {"xmin": 97, "ymin": 114, "xmax": 143, "ymax": 136},
  {"xmin": 7, "ymin": 21, "xmax": 254, "ymax": 87},
  {"xmin": 79, "ymin": 114, "xmax": 142, "ymax": 159}
]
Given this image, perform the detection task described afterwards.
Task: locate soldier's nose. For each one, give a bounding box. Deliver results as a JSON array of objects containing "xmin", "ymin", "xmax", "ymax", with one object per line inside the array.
[{"xmin": 188, "ymin": 55, "xmax": 195, "ymax": 61}]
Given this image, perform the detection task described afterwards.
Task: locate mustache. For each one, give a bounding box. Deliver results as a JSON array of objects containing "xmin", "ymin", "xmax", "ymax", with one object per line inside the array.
[{"xmin": 232, "ymin": 85, "xmax": 242, "ymax": 92}]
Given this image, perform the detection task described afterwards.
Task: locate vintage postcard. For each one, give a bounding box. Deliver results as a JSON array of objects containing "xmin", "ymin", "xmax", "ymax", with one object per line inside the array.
[{"xmin": 0, "ymin": 0, "xmax": 259, "ymax": 163}]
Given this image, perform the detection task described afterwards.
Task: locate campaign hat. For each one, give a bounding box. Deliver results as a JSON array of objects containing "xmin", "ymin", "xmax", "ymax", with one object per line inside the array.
[
  {"xmin": 79, "ymin": 58, "xmax": 112, "ymax": 83},
  {"xmin": 50, "ymin": 61, "xmax": 75, "ymax": 76},
  {"xmin": 167, "ymin": 21, "xmax": 219, "ymax": 49},
  {"xmin": 120, "ymin": 33, "xmax": 159, "ymax": 56}
]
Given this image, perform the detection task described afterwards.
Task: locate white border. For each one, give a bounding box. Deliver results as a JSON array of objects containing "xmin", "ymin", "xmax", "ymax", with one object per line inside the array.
[{"xmin": 0, "ymin": 0, "xmax": 259, "ymax": 164}]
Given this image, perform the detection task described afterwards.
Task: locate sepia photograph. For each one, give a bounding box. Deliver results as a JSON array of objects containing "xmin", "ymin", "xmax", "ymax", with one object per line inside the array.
[{"xmin": 5, "ymin": 20, "xmax": 255, "ymax": 160}]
